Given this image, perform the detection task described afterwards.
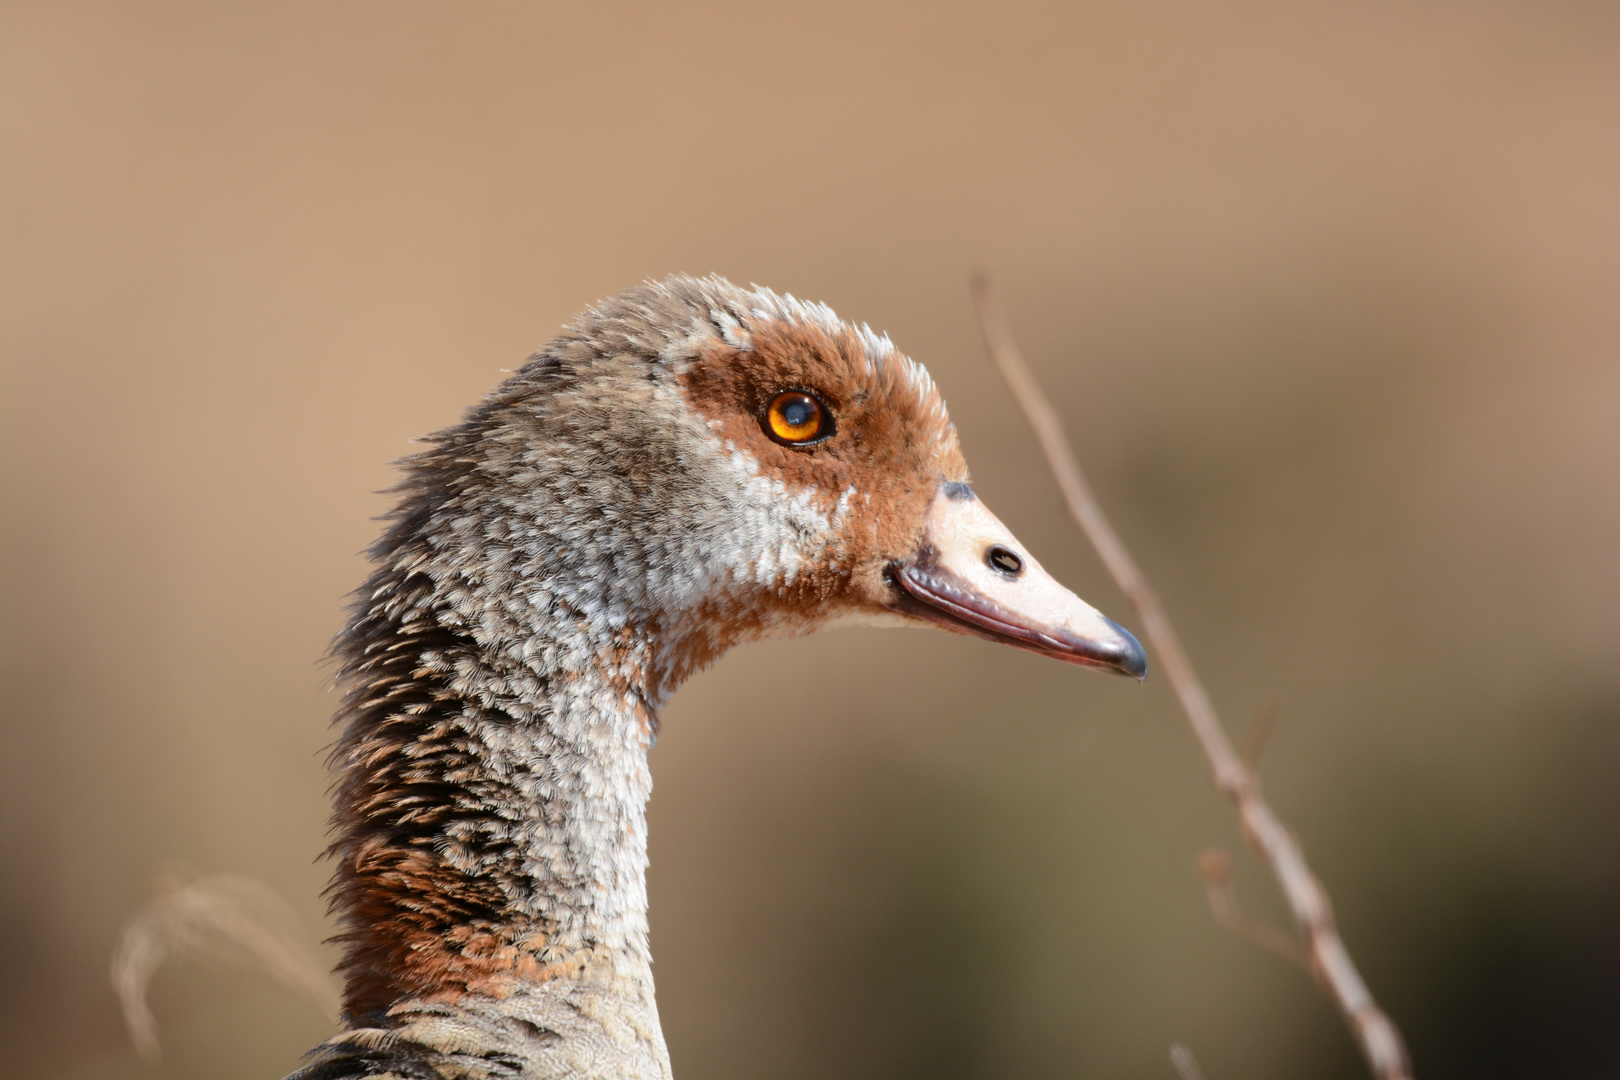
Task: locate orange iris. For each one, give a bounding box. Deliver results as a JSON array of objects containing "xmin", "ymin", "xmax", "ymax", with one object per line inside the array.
[{"xmin": 765, "ymin": 391, "xmax": 828, "ymax": 445}]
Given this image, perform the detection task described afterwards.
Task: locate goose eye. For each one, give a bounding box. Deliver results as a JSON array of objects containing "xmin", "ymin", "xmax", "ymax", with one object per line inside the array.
[{"xmin": 765, "ymin": 390, "xmax": 833, "ymax": 446}]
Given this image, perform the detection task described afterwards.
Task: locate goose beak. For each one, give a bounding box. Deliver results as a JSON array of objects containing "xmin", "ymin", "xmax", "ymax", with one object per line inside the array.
[{"xmin": 887, "ymin": 484, "xmax": 1148, "ymax": 679}]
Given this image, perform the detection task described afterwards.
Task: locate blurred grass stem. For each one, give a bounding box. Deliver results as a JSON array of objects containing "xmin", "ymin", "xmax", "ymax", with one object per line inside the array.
[
  {"xmin": 111, "ymin": 867, "xmax": 339, "ymax": 1060},
  {"xmin": 970, "ymin": 272, "xmax": 1413, "ymax": 1080},
  {"xmin": 1169, "ymin": 1043, "xmax": 1208, "ymax": 1080}
]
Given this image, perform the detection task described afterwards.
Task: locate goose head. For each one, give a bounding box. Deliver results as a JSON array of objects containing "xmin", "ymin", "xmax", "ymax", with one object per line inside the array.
[
  {"xmin": 421, "ymin": 276, "xmax": 1144, "ymax": 708},
  {"xmin": 674, "ymin": 291, "xmax": 1145, "ymax": 681}
]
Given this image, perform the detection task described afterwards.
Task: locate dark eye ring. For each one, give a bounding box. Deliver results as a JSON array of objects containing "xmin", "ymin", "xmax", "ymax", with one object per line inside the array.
[{"xmin": 764, "ymin": 390, "xmax": 835, "ymax": 447}]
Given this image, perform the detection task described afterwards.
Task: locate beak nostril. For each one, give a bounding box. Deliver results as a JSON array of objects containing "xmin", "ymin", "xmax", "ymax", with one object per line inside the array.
[{"xmin": 986, "ymin": 545, "xmax": 1023, "ymax": 579}]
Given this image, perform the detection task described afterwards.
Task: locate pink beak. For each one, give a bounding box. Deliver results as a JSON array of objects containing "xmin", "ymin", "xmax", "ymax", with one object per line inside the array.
[{"xmin": 889, "ymin": 483, "xmax": 1147, "ymax": 679}]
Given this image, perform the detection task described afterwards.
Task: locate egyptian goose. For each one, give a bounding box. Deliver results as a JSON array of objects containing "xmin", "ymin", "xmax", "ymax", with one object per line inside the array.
[{"xmin": 288, "ymin": 276, "xmax": 1145, "ymax": 1080}]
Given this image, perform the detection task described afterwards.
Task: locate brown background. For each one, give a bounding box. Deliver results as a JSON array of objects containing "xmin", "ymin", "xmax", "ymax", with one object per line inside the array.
[{"xmin": 3, "ymin": 3, "xmax": 1618, "ymax": 1078}]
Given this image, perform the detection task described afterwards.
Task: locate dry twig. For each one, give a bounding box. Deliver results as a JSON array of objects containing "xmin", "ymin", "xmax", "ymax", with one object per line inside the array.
[
  {"xmin": 1241, "ymin": 700, "xmax": 1279, "ymax": 771},
  {"xmin": 970, "ymin": 273, "xmax": 1413, "ymax": 1080},
  {"xmin": 1197, "ymin": 848, "xmax": 1311, "ymax": 969}
]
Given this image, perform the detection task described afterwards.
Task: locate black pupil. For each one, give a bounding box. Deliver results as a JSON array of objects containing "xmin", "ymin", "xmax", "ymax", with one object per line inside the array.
[
  {"xmin": 783, "ymin": 398, "xmax": 814, "ymax": 428},
  {"xmin": 988, "ymin": 546, "xmax": 1023, "ymax": 576}
]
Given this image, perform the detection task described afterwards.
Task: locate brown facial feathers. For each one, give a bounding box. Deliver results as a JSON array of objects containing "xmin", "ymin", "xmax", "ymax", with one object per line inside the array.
[{"xmin": 676, "ymin": 307, "xmax": 967, "ymax": 617}]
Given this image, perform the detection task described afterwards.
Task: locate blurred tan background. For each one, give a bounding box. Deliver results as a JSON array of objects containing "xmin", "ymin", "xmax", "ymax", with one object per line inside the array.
[{"xmin": 3, "ymin": 2, "xmax": 1618, "ymax": 1078}]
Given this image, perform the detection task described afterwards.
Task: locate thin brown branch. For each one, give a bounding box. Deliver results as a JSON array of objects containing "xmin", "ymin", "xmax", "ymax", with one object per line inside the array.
[
  {"xmin": 970, "ymin": 272, "xmax": 1413, "ymax": 1080},
  {"xmin": 1241, "ymin": 700, "xmax": 1279, "ymax": 771},
  {"xmin": 1198, "ymin": 848, "xmax": 1311, "ymax": 969}
]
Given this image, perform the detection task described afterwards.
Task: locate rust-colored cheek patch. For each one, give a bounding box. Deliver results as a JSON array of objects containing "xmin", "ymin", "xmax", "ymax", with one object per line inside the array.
[{"xmin": 675, "ymin": 312, "xmax": 969, "ymax": 615}]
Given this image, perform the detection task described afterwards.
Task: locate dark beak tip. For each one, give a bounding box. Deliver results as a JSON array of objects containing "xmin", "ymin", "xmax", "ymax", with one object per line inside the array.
[{"xmin": 1108, "ymin": 620, "xmax": 1150, "ymax": 681}]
